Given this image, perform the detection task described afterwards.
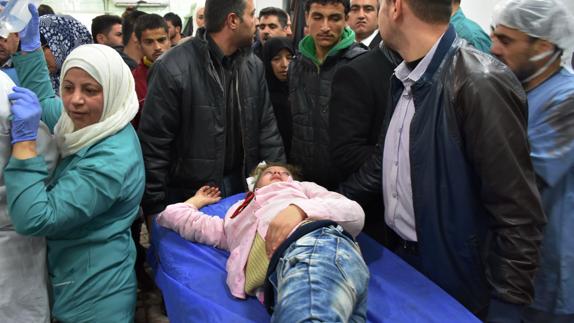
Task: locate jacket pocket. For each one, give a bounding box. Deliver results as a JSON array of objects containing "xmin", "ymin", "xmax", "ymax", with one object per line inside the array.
[
  {"xmin": 50, "ymin": 248, "xmax": 96, "ymax": 321},
  {"xmin": 172, "ymin": 157, "xmax": 217, "ymax": 184},
  {"xmin": 183, "ymin": 105, "xmax": 218, "ymax": 157}
]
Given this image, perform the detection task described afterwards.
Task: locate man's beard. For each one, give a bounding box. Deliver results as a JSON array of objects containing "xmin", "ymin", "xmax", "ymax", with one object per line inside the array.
[
  {"xmin": 238, "ymin": 33, "xmax": 254, "ymax": 49},
  {"xmin": 514, "ymin": 63, "xmax": 538, "ymax": 82}
]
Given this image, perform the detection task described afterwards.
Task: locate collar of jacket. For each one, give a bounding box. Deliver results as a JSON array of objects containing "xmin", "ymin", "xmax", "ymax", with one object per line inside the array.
[
  {"xmin": 195, "ymin": 28, "xmax": 252, "ymax": 62},
  {"xmin": 298, "ymin": 26, "xmax": 356, "ymax": 66},
  {"xmin": 378, "ymin": 44, "xmax": 403, "ymax": 67},
  {"xmin": 389, "ymin": 24, "xmax": 457, "ymax": 115},
  {"xmin": 417, "ymin": 24, "xmax": 457, "ymax": 84}
]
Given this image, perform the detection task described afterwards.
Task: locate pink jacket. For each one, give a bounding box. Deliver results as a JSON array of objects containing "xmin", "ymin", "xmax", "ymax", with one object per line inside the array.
[{"xmin": 157, "ymin": 180, "xmax": 365, "ymax": 299}]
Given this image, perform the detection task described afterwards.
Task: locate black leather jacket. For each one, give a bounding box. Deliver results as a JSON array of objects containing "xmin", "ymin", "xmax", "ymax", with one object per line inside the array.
[
  {"xmin": 341, "ymin": 26, "xmax": 545, "ymax": 313},
  {"xmin": 138, "ymin": 30, "xmax": 285, "ymax": 215},
  {"xmin": 289, "ymin": 43, "xmax": 366, "ymax": 189}
]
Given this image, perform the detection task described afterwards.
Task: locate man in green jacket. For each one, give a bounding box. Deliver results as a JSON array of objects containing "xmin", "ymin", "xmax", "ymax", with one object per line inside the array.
[{"xmin": 289, "ymin": 0, "xmax": 366, "ymax": 189}]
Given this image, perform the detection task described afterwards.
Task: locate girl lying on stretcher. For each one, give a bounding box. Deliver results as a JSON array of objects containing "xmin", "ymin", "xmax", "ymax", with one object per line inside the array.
[{"xmin": 157, "ymin": 162, "xmax": 370, "ymax": 322}]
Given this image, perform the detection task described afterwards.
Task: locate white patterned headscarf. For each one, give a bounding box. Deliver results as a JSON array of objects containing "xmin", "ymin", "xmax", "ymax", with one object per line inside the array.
[{"xmin": 54, "ymin": 44, "xmax": 138, "ymax": 157}]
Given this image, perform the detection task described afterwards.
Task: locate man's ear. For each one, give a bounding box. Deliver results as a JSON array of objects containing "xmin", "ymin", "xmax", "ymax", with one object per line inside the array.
[
  {"xmin": 175, "ymin": 26, "xmax": 181, "ymax": 34},
  {"xmin": 130, "ymin": 32, "xmax": 138, "ymax": 44},
  {"xmin": 228, "ymin": 12, "xmax": 241, "ymax": 31},
  {"xmin": 96, "ymin": 33, "xmax": 105, "ymax": 44},
  {"xmin": 392, "ymin": 0, "xmax": 402, "ymax": 21},
  {"xmin": 534, "ymin": 39, "xmax": 556, "ymax": 55},
  {"xmin": 130, "ymin": 32, "xmax": 141, "ymax": 49}
]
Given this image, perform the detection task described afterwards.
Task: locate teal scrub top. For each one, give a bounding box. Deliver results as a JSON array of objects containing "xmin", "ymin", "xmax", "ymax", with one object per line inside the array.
[{"xmin": 450, "ymin": 8, "xmax": 492, "ymax": 54}]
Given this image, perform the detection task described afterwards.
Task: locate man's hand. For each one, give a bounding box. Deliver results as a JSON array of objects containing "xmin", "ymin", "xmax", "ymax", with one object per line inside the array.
[
  {"xmin": 265, "ymin": 205, "xmax": 306, "ymax": 258},
  {"xmin": 185, "ymin": 186, "xmax": 221, "ymax": 209}
]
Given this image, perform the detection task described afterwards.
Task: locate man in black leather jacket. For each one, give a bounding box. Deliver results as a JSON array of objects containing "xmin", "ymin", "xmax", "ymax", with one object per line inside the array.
[
  {"xmin": 289, "ymin": 0, "xmax": 366, "ymax": 190},
  {"xmin": 341, "ymin": 0, "xmax": 546, "ymax": 320},
  {"xmin": 138, "ymin": 0, "xmax": 285, "ymax": 220}
]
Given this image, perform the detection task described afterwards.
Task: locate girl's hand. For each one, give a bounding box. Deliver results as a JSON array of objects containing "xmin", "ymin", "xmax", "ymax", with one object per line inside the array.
[{"xmin": 185, "ymin": 186, "xmax": 222, "ymax": 209}]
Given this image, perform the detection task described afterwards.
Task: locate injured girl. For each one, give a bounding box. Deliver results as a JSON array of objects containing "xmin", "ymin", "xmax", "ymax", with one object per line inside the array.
[{"xmin": 157, "ymin": 162, "xmax": 369, "ymax": 322}]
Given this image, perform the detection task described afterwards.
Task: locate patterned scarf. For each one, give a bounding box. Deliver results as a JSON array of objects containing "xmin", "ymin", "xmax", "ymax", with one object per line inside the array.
[{"xmin": 39, "ymin": 14, "xmax": 92, "ymax": 95}]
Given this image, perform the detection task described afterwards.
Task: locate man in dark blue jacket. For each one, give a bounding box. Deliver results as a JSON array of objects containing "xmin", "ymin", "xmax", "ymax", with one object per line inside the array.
[{"xmin": 341, "ymin": 0, "xmax": 546, "ymax": 321}]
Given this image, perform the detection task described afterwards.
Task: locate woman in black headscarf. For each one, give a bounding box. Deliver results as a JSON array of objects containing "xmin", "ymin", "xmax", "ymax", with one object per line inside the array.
[{"xmin": 262, "ymin": 37, "xmax": 294, "ymax": 156}]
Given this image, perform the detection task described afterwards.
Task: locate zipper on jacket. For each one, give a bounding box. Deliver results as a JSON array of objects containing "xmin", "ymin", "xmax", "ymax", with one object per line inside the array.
[
  {"xmin": 206, "ymin": 53, "xmax": 226, "ymax": 184},
  {"xmin": 236, "ymin": 71, "xmax": 247, "ymax": 190}
]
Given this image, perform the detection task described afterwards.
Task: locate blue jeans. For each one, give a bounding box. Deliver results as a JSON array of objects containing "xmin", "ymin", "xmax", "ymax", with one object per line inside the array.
[{"xmin": 269, "ymin": 225, "xmax": 369, "ymax": 323}]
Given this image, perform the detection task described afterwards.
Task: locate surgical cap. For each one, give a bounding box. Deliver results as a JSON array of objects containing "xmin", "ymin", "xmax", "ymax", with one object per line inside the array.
[{"xmin": 492, "ymin": 0, "xmax": 574, "ymax": 52}]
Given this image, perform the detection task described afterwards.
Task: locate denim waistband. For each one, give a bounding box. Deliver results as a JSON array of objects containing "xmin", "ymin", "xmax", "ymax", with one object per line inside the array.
[{"xmin": 263, "ymin": 220, "xmax": 354, "ymax": 314}]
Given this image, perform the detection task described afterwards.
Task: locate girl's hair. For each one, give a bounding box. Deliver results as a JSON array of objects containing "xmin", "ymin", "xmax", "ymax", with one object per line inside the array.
[{"xmin": 250, "ymin": 162, "xmax": 302, "ymax": 189}]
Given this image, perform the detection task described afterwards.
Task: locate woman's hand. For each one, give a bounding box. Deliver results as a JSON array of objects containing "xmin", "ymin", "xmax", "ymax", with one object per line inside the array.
[
  {"xmin": 185, "ymin": 186, "xmax": 222, "ymax": 209},
  {"xmin": 8, "ymin": 86, "xmax": 41, "ymax": 144},
  {"xmin": 19, "ymin": 4, "xmax": 41, "ymax": 52}
]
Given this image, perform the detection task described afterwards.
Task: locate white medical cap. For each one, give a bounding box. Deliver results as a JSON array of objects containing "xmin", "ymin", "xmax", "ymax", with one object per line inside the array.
[{"xmin": 492, "ymin": 0, "xmax": 574, "ymax": 52}]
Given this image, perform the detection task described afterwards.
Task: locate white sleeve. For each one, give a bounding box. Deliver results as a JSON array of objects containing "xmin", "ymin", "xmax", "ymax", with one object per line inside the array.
[
  {"xmin": 0, "ymin": 72, "xmax": 57, "ymax": 228},
  {"xmin": 0, "ymin": 71, "xmax": 16, "ymax": 228},
  {"xmin": 0, "ymin": 71, "xmax": 58, "ymax": 177}
]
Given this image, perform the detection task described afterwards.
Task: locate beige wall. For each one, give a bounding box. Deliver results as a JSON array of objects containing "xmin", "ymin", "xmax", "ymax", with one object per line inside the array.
[
  {"xmin": 461, "ymin": 0, "xmax": 574, "ymax": 33},
  {"xmin": 39, "ymin": 0, "xmax": 196, "ymax": 33},
  {"xmin": 37, "ymin": 0, "xmax": 291, "ymax": 36},
  {"xmin": 36, "ymin": 0, "xmax": 574, "ymax": 43}
]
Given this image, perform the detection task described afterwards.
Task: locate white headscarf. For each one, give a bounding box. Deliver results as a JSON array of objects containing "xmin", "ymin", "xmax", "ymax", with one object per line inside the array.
[{"xmin": 54, "ymin": 44, "xmax": 139, "ymax": 157}]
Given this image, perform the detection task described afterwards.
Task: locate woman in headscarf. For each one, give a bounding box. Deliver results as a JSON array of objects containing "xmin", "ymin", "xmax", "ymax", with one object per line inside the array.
[
  {"xmin": 5, "ymin": 6, "xmax": 143, "ymax": 322},
  {"xmin": 262, "ymin": 37, "xmax": 294, "ymax": 156},
  {"xmin": 39, "ymin": 14, "xmax": 92, "ymax": 94}
]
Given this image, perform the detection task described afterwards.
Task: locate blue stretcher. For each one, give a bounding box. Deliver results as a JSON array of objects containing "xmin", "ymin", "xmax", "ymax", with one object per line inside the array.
[{"xmin": 148, "ymin": 194, "xmax": 480, "ymax": 323}]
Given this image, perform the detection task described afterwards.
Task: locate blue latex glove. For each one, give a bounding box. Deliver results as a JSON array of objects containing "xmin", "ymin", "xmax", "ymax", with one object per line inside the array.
[
  {"xmin": 487, "ymin": 298, "xmax": 524, "ymax": 323},
  {"xmin": 8, "ymin": 86, "xmax": 41, "ymax": 144},
  {"xmin": 19, "ymin": 4, "xmax": 40, "ymax": 52}
]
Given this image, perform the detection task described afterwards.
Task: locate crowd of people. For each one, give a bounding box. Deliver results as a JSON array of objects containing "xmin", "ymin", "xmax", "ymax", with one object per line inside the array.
[{"xmin": 0, "ymin": 0, "xmax": 573, "ymax": 322}]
